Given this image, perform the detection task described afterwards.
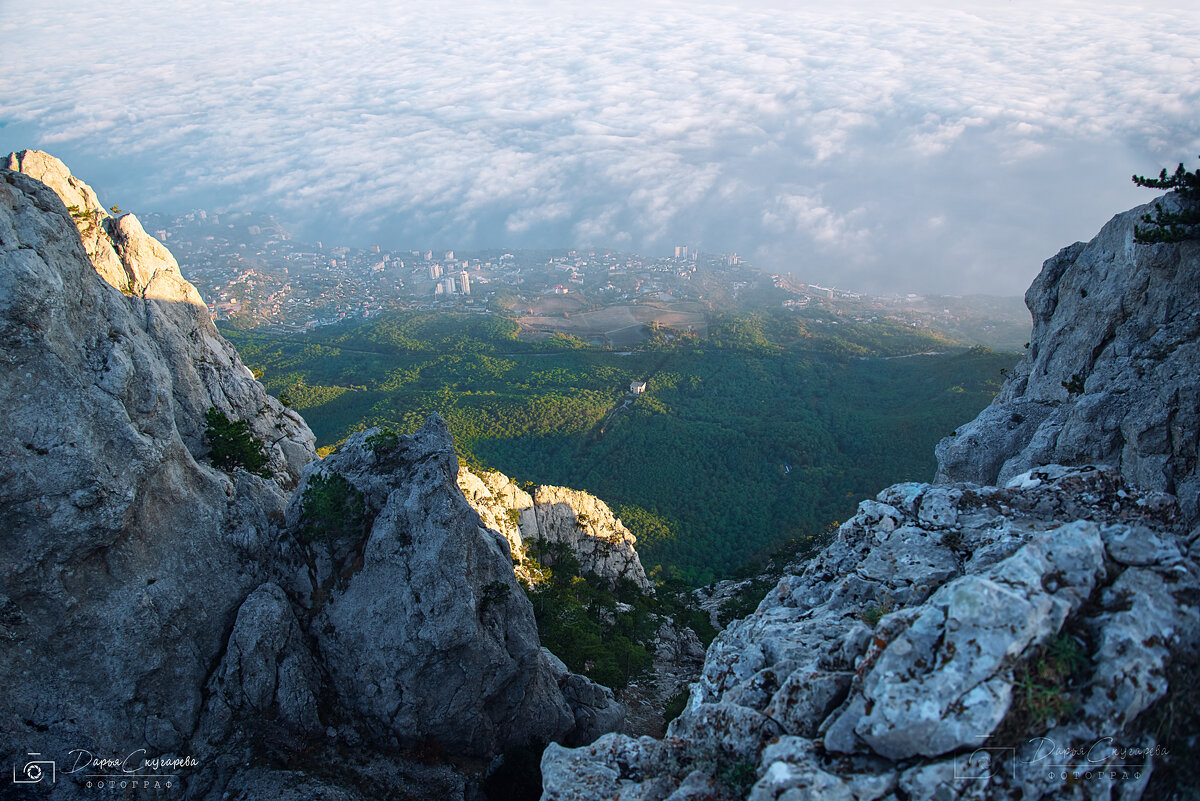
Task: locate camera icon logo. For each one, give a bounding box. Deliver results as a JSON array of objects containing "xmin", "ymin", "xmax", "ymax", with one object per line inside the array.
[
  {"xmin": 953, "ymin": 747, "xmax": 1014, "ymax": 780},
  {"xmin": 12, "ymin": 753, "xmax": 56, "ymax": 785}
]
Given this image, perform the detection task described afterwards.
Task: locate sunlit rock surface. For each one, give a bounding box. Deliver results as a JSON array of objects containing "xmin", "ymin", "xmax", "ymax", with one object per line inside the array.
[{"xmin": 460, "ymin": 466, "xmax": 653, "ymax": 591}]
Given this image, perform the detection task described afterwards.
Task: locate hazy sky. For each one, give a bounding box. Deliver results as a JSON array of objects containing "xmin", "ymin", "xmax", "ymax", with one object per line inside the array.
[{"xmin": 2, "ymin": 1, "xmax": 1197, "ymax": 295}]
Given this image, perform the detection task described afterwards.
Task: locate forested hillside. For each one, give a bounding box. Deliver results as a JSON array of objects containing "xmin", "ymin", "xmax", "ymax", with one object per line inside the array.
[{"xmin": 226, "ymin": 311, "xmax": 1017, "ymax": 584}]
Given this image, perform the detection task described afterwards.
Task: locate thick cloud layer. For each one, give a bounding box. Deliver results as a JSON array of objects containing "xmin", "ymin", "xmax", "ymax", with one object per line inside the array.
[{"xmin": 2, "ymin": 0, "xmax": 1197, "ymax": 294}]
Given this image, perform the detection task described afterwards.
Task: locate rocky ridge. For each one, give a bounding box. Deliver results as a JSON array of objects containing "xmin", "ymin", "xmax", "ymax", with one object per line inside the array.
[
  {"xmin": 0, "ymin": 153, "xmax": 627, "ymax": 800},
  {"xmin": 5, "ymin": 149, "xmax": 315, "ymax": 483},
  {"xmin": 936, "ymin": 194, "xmax": 1200, "ymax": 523},
  {"xmin": 542, "ymin": 192, "xmax": 1200, "ymax": 800}
]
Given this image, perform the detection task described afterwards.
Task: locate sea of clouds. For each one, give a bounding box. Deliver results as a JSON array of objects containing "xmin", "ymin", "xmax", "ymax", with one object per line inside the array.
[{"xmin": 2, "ymin": 0, "xmax": 1197, "ymax": 294}]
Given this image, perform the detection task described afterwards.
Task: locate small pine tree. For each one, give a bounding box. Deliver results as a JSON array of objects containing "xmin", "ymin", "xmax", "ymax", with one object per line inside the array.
[
  {"xmin": 299, "ymin": 473, "xmax": 364, "ymax": 542},
  {"xmin": 1132, "ymin": 160, "xmax": 1200, "ymax": 243},
  {"xmin": 204, "ymin": 408, "xmax": 270, "ymax": 476}
]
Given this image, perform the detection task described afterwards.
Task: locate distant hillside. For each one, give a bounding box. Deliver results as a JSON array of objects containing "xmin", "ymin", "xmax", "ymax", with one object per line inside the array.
[{"xmin": 225, "ymin": 309, "xmax": 1017, "ymax": 584}]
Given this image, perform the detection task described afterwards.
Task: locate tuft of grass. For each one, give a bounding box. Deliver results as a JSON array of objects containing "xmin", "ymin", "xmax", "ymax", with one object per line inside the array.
[
  {"xmin": 1014, "ymin": 633, "xmax": 1088, "ymax": 727},
  {"xmin": 859, "ymin": 593, "xmax": 894, "ymax": 627}
]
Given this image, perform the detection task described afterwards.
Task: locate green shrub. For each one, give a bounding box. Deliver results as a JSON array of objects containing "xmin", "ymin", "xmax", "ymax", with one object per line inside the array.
[
  {"xmin": 480, "ymin": 580, "xmax": 511, "ymax": 610},
  {"xmin": 1061, "ymin": 373, "xmax": 1086, "ymax": 396},
  {"xmin": 663, "ymin": 688, "xmax": 689, "ymax": 724},
  {"xmin": 1132, "ymin": 161, "xmax": 1200, "ymax": 243},
  {"xmin": 364, "ymin": 427, "xmax": 399, "ymax": 452},
  {"xmin": 204, "ymin": 408, "xmax": 270, "ymax": 476},
  {"xmin": 859, "ymin": 594, "xmax": 894, "ymax": 627},
  {"xmin": 300, "ymin": 472, "xmax": 365, "ymax": 542}
]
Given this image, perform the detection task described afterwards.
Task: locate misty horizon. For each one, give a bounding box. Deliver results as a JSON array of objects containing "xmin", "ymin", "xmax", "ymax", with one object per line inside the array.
[{"xmin": 2, "ymin": 0, "xmax": 1197, "ymax": 296}]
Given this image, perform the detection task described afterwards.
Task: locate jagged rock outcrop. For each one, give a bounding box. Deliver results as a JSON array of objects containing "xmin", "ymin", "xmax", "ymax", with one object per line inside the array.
[
  {"xmin": 6, "ymin": 149, "xmax": 316, "ymax": 483},
  {"xmin": 284, "ymin": 422, "xmax": 622, "ymax": 756},
  {"xmin": 203, "ymin": 582, "xmax": 323, "ymax": 736},
  {"xmin": 0, "ymin": 157, "xmax": 315, "ymax": 794},
  {"xmin": 543, "ymin": 467, "xmax": 1199, "ymax": 800},
  {"xmin": 619, "ymin": 618, "xmax": 708, "ymax": 738},
  {"xmin": 459, "ymin": 467, "xmax": 653, "ymax": 592},
  {"xmin": 936, "ymin": 192, "xmax": 1200, "ymax": 522}
]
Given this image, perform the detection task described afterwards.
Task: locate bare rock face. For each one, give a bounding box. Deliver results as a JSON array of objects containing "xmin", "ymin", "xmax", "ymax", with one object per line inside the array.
[
  {"xmin": 543, "ymin": 467, "xmax": 1199, "ymax": 800},
  {"xmin": 528, "ymin": 485, "xmax": 653, "ymax": 592},
  {"xmin": 936, "ymin": 192, "xmax": 1200, "ymax": 523},
  {"xmin": 203, "ymin": 582, "xmax": 323, "ymax": 736},
  {"xmin": 459, "ymin": 467, "xmax": 652, "ymax": 592},
  {"xmin": 6, "ymin": 149, "xmax": 316, "ymax": 484},
  {"xmin": 292, "ymin": 421, "xmax": 583, "ymax": 757},
  {"xmin": 0, "ymin": 160, "xmax": 311, "ymax": 789},
  {"xmin": 458, "ymin": 466, "xmax": 537, "ymax": 579}
]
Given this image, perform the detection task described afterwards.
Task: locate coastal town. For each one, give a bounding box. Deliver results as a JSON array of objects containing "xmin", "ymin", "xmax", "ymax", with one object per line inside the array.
[{"xmin": 140, "ymin": 209, "xmax": 1029, "ymax": 350}]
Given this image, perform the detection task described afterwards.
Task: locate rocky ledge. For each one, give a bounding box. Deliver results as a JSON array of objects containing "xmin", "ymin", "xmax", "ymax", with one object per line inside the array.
[{"xmin": 543, "ymin": 466, "xmax": 1199, "ymax": 800}]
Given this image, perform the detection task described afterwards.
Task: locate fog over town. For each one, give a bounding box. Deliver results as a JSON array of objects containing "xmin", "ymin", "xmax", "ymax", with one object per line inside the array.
[{"xmin": 2, "ymin": 0, "xmax": 1197, "ymax": 295}]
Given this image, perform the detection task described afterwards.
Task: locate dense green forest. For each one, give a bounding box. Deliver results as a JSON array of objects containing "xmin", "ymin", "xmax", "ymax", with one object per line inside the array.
[{"xmin": 225, "ymin": 310, "xmax": 1017, "ymax": 584}]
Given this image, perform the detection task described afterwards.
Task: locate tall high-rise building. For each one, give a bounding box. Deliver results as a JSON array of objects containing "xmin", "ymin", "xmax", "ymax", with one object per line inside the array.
[
  {"xmin": 441, "ymin": 276, "xmax": 457, "ymax": 295},
  {"xmin": 429, "ymin": 264, "xmax": 443, "ymax": 279},
  {"xmin": 459, "ymin": 271, "xmax": 470, "ymax": 295}
]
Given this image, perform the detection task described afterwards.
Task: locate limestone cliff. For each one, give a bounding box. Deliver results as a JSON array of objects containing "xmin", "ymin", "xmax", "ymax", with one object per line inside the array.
[
  {"xmin": 0, "ymin": 154, "xmax": 624, "ymax": 800},
  {"xmin": 6, "ymin": 150, "xmax": 316, "ymax": 483},
  {"xmin": 0, "ymin": 157, "xmax": 316, "ymax": 790},
  {"xmin": 458, "ymin": 467, "xmax": 653, "ymax": 591},
  {"xmin": 936, "ymin": 193, "xmax": 1200, "ymax": 522},
  {"xmin": 542, "ymin": 196, "xmax": 1200, "ymax": 800}
]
